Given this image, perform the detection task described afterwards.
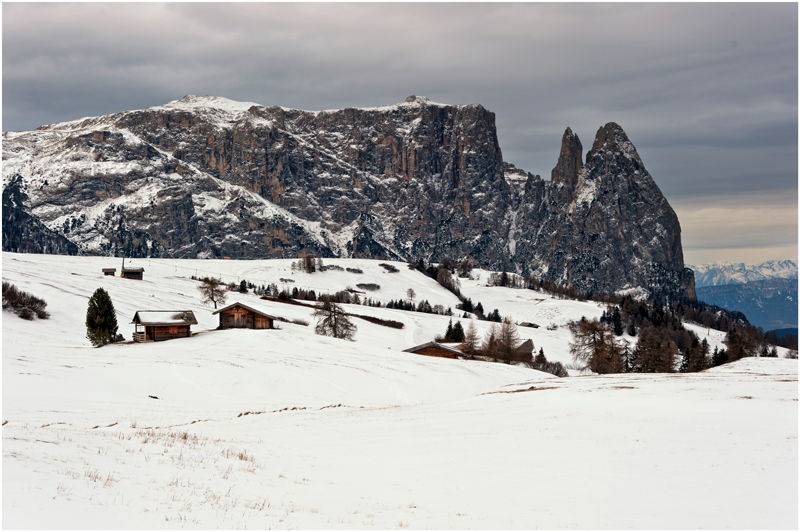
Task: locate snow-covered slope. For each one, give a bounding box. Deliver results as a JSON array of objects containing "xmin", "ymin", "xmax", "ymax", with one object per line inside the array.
[
  {"xmin": 689, "ymin": 259, "xmax": 798, "ymax": 287},
  {"xmin": 3, "ymin": 253, "xmax": 797, "ymax": 528}
]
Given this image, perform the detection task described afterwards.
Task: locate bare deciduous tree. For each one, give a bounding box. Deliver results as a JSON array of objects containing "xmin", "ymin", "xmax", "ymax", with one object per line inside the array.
[
  {"xmin": 198, "ymin": 277, "xmax": 227, "ymax": 309},
  {"xmin": 460, "ymin": 320, "xmax": 480, "ymax": 358},
  {"xmin": 569, "ymin": 319, "xmax": 623, "ymax": 374},
  {"xmin": 496, "ymin": 318, "xmax": 521, "ymax": 363},
  {"xmin": 313, "ymin": 298, "xmax": 357, "ymax": 340}
]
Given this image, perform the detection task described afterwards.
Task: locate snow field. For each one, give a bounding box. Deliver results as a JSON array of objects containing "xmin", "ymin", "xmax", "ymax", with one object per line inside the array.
[{"xmin": 2, "ymin": 253, "xmax": 798, "ymax": 528}]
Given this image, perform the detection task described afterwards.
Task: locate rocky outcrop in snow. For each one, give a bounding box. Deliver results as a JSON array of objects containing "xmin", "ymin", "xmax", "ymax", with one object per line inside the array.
[{"xmin": 2, "ymin": 95, "xmax": 695, "ymax": 300}]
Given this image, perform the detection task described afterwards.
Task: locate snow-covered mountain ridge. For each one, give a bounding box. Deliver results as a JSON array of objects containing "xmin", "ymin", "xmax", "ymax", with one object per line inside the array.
[
  {"xmin": 689, "ymin": 259, "xmax": 798, "ymax": 287},
  {"xmin": 3, "ymin": 94, "xmax": 695, "ymax": 300}
]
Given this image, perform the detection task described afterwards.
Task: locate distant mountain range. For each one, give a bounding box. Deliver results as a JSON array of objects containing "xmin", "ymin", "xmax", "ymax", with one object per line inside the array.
[
  {"xmin": 688, "ymin": 260, "xmax": 797, "ymax": 288},
  {"xmin": 688, "ymin": 260, "xmax": 798, "ymax": 330}
]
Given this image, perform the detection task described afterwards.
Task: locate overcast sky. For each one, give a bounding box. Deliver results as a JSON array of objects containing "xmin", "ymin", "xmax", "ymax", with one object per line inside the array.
[{"xmin": 3, "ymin": 3, "xmax": 797, "ymax": 266}]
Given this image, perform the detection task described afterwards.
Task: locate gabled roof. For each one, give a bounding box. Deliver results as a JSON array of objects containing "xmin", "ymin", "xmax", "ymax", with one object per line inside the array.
[
  {"xmin": 132, "ymin": 310, "xmax": 197, "ymax": 326},
  {"xmin": 403, "ymin": 341, "xmax": 464, "ymax": 356},
  {"xmin": 514, "ymin": 339, "xmax": 534, "ymax": 354},
  {"xmin": 211, "ymin": 301, "xmax": 278, "ymax": 319},
  {"xmin": 122, "ymin": 267, "xmax": 145, "ymax": 273}
]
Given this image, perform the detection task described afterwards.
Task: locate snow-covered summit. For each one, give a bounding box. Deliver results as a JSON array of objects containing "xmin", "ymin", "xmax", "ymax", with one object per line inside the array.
[{"xmin": 151, "ymin": 94, "xmax": 261, "ymax": 114}]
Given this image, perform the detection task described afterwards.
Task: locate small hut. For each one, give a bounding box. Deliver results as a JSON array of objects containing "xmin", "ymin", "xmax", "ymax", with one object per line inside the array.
[
  {"xmin": 212, "ymin": 302, "xmax": 276, "ymax": 330},
  {"xmin": 131, "ymin": 310, "xmax": 197, "ymax": 342},
  {"xmin": 403, "ymin": 341, "xmax": 463, "ymax": 359},
  {"xmin": 102, "ymin": 268, "xmax": 116, "ymax": 276},
  {"xmin": 510, "ymin": 339, "xmax": 534, "ymax": 363},
  {"xmin": 121, "ymin": 267, "xmax": 145, "ymax": 280}
]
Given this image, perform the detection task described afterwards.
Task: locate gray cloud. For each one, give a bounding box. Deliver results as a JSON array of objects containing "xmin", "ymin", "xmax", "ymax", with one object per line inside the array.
[{"xmin": 3, "ymin": 2, "xmax": 797, "ymax": 264}]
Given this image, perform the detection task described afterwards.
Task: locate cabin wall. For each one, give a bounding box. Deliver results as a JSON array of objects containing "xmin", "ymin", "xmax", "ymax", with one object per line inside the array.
[
  {"xmin": 219, "ymin": 307, "xmax": 273, "ymax": 329},
  {"xmin": 146, "ymin": 325, "xmax": 191, "ymax": 341},
  {"xmin": 122, "ymin": 272, "xmax": 143, "ymax": 280},
  {"xmin": 412, "ymin": 346, "xmax": 459, "ymax": 359}
]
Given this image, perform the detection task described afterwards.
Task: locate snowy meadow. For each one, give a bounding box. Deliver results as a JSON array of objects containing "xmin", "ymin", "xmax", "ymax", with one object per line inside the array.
[{"xmin": 2, "ymin": 253, "xmax": 797, "ymax": 528}]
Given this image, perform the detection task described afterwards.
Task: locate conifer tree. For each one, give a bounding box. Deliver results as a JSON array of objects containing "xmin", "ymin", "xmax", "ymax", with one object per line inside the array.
[
  {"xmin": 450, "ymin": 320, "xmax": 465, "ymax": 343},
  {"xmin": 86, "ymin": 288, "xmax": 120, "ymax": 346}
]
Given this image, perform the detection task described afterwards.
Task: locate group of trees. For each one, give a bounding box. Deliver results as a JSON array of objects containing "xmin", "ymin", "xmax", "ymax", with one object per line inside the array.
[{"xmin": 568, "ymin": 312, "xmax": 787, "ymax": 375}]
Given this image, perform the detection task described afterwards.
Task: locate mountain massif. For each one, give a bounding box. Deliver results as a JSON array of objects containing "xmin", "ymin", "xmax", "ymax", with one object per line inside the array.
[{"xmin": 2, "ymin": 95, "xmax": 695, "ymax": 301}]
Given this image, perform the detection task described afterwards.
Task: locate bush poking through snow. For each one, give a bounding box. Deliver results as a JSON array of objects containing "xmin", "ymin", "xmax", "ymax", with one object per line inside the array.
[
  {"xmin": 2, "ymin": 281, "xmax": 49, "ymax": 320},
  {"xmin": 356, "ymin": 283, "xmax": 380, "ymax": 291},
  {"xmin": 86, "ymin": 287, "xmax": 124, "ymax": 346},
  {"xmin": 379, "ymin": 263, "xmax": 399, "ymax": 273}
]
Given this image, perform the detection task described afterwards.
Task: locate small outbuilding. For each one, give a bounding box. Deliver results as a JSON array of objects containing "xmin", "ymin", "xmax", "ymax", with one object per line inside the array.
[
  {"xmin": 403, "ymin": 341, "xmax": 464, "ymax": 360},
  {"xmin": 122, "ymin": 267, "xmax": 145, "ymax": 280},
  {"xmin": 132, "ymin": 310, "xmax": 197, "ymax": 342},
  {"xmin": 212, "ymin": 302, "xmax": 276, "ymax": 330},
  {"xmin": 102, "ymin": 268, "xmax": 116, "ymax": 276},
  {"xmin": 510, "ymin": 339, "xmax": 534, "ymax": 363}
]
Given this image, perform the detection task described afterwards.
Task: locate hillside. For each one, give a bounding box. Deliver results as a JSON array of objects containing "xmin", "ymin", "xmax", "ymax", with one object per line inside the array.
[{"xmin": 2, "ymin": 253, "xmax": 797, "ymax": 528}]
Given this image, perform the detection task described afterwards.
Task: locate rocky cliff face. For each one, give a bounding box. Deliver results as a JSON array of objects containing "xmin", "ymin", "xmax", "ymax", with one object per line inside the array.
[{"xmin": 2, "ymin": 95, "xmax": 695, "ymax": 300}]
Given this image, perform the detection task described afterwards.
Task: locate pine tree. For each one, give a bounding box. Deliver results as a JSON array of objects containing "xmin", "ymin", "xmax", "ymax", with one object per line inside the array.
[
  {"xmin": 451, "ymin": 321, "xmax": 465, "ymax": 343},
  {"xmin": 86, "ymin": 288, "xmax": 120, "ymax": 346},
  {"xmin": 445, "ymin": 319, "xmax": 454, "ymax": 340},
  {"xmin": 711, "ymin": 346, "xmax": 728, "ymax": 367}
]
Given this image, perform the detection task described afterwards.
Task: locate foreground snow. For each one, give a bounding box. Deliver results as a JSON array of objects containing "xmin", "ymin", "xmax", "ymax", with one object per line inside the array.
[{"xmin": 2, "ymin": 253, "xmax": 797, "ymax": 528}]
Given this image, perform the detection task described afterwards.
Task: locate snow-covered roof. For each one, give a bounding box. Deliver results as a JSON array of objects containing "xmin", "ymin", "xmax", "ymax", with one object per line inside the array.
[
  {"xmin": 132, "ymin": 310, "xmax": 198, "ymax": 326},
  {"xmin": 403, "ymin": 341, "xmax": 464, "ymax": 356},
  {"xmin": 211, "ymin": 302, "xmax": 278, "ymax": 319}
]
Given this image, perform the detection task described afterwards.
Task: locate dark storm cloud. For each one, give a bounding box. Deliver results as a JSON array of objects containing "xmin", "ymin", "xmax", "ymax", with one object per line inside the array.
[{"xmin": 3, "ymin": 3, "xmax": 797, "ymax": 263}]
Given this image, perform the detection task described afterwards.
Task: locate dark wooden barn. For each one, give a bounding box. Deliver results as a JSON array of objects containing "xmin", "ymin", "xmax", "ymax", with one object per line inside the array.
[
  {"xmin": 131, "ymin": 310, "xmax": 197, "ymax": 342},
  {"xmin": 212, "ymin": 302, "xmax": 276, "ymax": 330},
  {"xmin": 102, "ymin": 268, "xmax": 116, "ymax": 276},
  {"xmin": 403, "ymin": 341, "xmax": 464, "ymax": 359},
  {"xmin": 510, "ymin": 339, "xmax": 534, "ymax": 363},
  {"xmin": 121, "ymin": 267, "xmax": 144, "ymax": 280}
]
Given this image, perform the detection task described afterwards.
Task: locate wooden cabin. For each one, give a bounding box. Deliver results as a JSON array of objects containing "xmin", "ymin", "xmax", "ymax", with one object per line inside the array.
[
  {"xmin": 102, "ymin": 268, "xmax": 116, "ymax": 276},
  {"xmin": 212, "ymin": 302, "xmax": 276, "ymax": 330},
  {"xmin": 121, "ymin": 267, "xmax": 144, "ymax": 280},
  {"xmin": 403, "ymin": 341, "xmax": 463, "ymax": 360},
  {"xmin": 510, "ymin": 339, "xmax": 534, "ymax": 363},
  {"xmin": 131, "ymin": 310, "xmax": 197, "ymax": 342}
]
